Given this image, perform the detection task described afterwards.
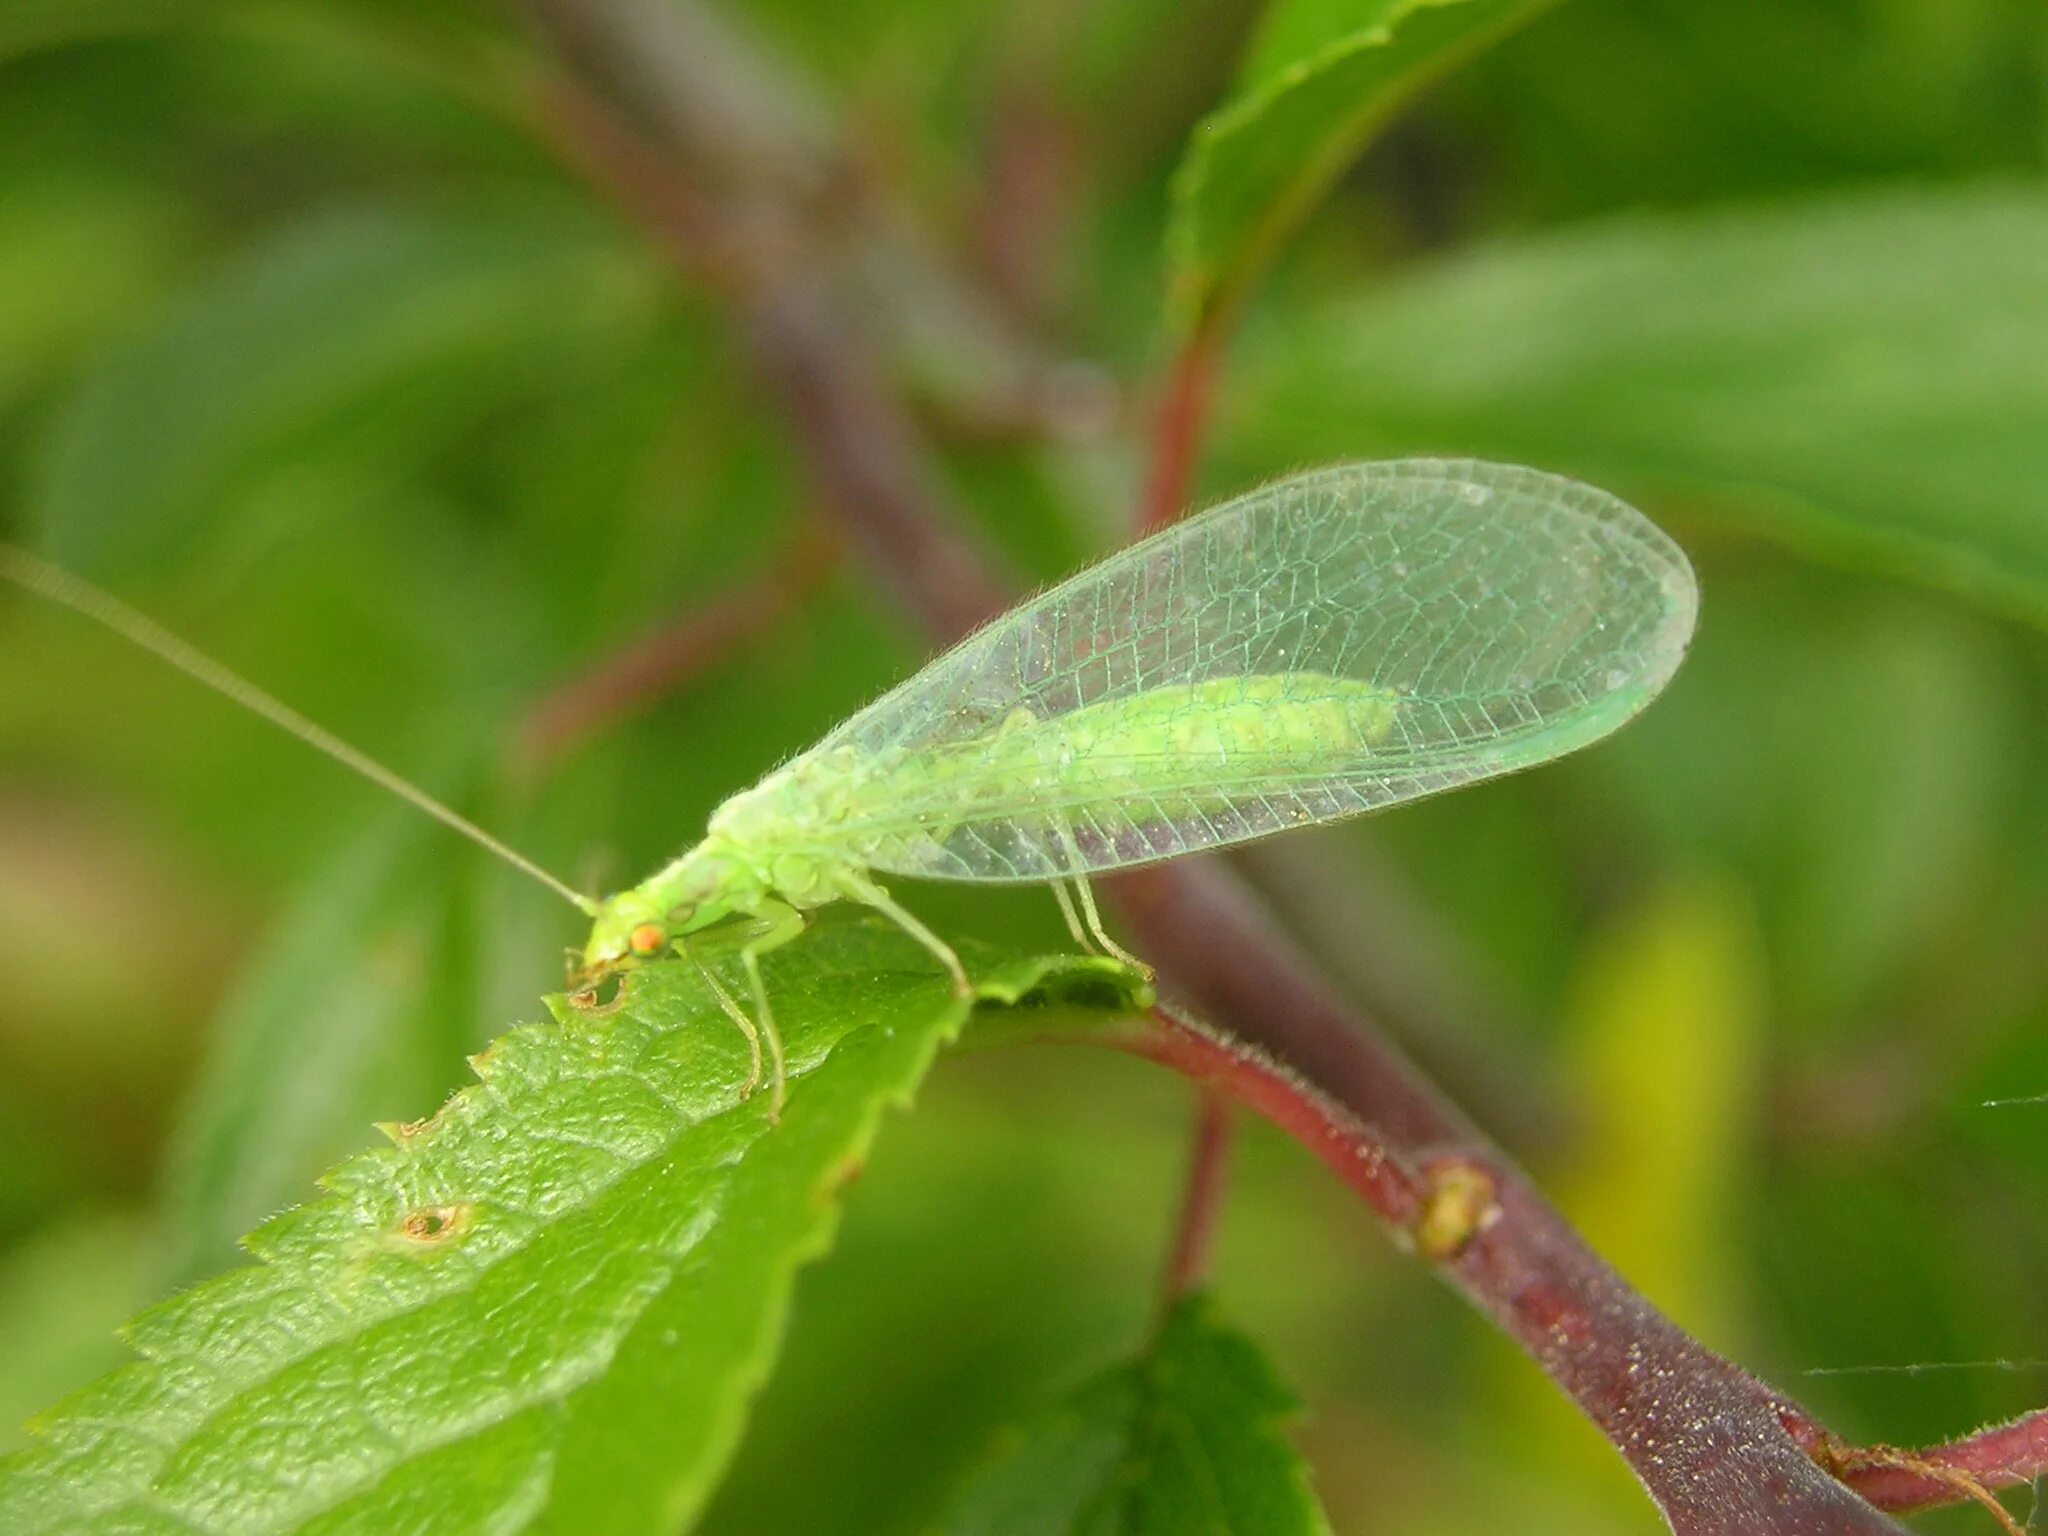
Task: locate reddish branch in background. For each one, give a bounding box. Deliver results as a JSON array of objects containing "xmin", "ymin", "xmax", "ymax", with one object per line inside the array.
[
  {"xmin": 1138, "ymin": 314, "xmax": 1225, "ymax": 533},
  {"xmin": 518, "ymin": 531, "xmax": 836, "ymax": 773},
  {"xmin": 1116, "ymin": 1007, "xmax": 2042, "ymax": 1536},
  {"xmin": 974, "ymin": 74, "xmax": 1078, "ymax": 327},
  {"xmin": 1158, "ymin": 1087, "xmax": 1236, "ymax": 1307},
  {"xmin": 513, "ymin": 1, "xmax": 2048, "ymax": 1528}
]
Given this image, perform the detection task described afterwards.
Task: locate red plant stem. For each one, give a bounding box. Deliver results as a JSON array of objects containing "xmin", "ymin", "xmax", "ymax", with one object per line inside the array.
[
  {"xmin": 1792, "ymin": 1410, "xmax": 2048, "ymax": 1519},
  {"xmin": 1159, "ymin": 1088, "xmax": 1236, "ymax": 1308},
  {"xmin": 1880, "ymin": 1408, "xmax": 2048, "ymax": 1506},
  {"xmin": 1126, "ymin": 1000, "xmax": 2048, "ymax": 1525},
  {"xmin": 530, "ymin": 70, "xmax": 741, "ymax": 295},
  {"xmin": 527, "ymin": 79, "xmax": 1015, "ymax": 642},
  {"xmin": 742, "ymin": 282, "xmax": 1018, "ymax": 641},
  {"xmin": 1120, "ymin": 1013, "xmax": 1422, "ymax": 1223},
  {"xmin": 975, "ymin": 75, "xmax": 1075, "ymax": 326},
  {"xmin": 511, "ymin": 3, "xmax": 2035, "ymax": 1527},
  {"xmin": 1137, "ymin": 316, "xmax": 1224, "ymax": 533},
  {"xmin": 1115, "ymin": 1010, "xmax": 1922, "ymax": 1535}
]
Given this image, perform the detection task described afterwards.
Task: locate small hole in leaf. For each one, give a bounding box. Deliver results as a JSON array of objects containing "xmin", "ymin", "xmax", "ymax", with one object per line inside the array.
[
  {"xmin": 570, "ymin": 973, "xmax": 629, "ymax": 1014},
  {"xmin": 396, "ymin": 1203, "xmax": 471, "ymax": 1245},
  {"xmin": 1011, "ymin": 970, "xmax": 1135, "ymax": 1012}
]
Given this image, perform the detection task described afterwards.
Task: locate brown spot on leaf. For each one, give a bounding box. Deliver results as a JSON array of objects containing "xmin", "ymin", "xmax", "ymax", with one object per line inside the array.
[
  {"xmin": 819, "ymin": 1154, "xmax": 866, "ymax": 1202},
  {"xmin": 377, "ymin": 1116, "xmax": 436, "ymax": 1146},
  {"xmin": 396, "ymin": 1203, "xmax": 471, "ymax": 1245}
]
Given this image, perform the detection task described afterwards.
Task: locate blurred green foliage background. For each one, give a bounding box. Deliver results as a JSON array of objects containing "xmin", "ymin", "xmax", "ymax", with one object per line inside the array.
[{"xmin": 0, "ymin": 1, "xmax": 2045, "ymax": 1531}]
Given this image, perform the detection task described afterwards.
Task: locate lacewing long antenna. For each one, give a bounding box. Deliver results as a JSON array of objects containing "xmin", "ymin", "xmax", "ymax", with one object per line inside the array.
[{"xmin": 0, "ymin": 542, "xmax": 598, "ymax": 916}]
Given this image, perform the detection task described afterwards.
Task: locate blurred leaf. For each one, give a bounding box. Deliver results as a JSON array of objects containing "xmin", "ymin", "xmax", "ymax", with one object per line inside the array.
[
  {"xmin": 0, "ymin": 1212, "xmax": 155, "ymax": 1454},
  {"xmin": 0, "ymin": 0, "xmax": 198, "ymax": 60},
  {"xmin": 0, "ymin": 175, "xmax": 187, "ymax": 413},
  {"xmin": 1480, "ymin": 889, "xmax": 1765, "ymax": 1528},
  {"xmin": 0, "ymin": 920, "xmax": 1137, "ymax": 1534},
  {"xmin": 32, "ymin": 199, "xmax": 651, "ymax": 574},
  {"xmin": 159, "ymin": 802, "xmax": 481, "ymax": 1285},
  {"xmin": 1760, "ymin": 1168, "xmax": 2020, "ymax": 1448},
  {"xmin": 1600, "ymin": 572, "xmax": 2017, "ymax": 1023},
  {"xmin": 0, "ymin": 1105, "xmax": 70, "ymax": 1241},
  {"xmin": 1555, "ymin": 880, "xmax": 1763, "ymax": 1344},
  {"xmin": 0, "ymin": 792, "xmax": 227, "ymax": 1198},
  {"xmin": 697, "ymin": 1053, "xmax": 1183, "ymax": 1536},
  {"xmin": 1361, "ymin": 780, "xmax": 1577, "ymax": 1018},
  {"xmin": 0, "ymin": 0, "xmax": 497, "ymax": 64},
  {"xmin": 939, "ymin": 1293, "xmax": 1332, "ymax": 1536},
  {"xmin": 1166, "ymin": 0, "xmax": 1556, "ymax": 326},
  {"xmin": 1444, "ymin": 0, "xmax": 2048, "ymax": 220},
  {"xmin": 1765, "ymin": 599, "xmax": 2014, "ymax": 1019},
  {"xmin": 1227, "ymin": 185, "xmax": 2048, "ymax": 622}
]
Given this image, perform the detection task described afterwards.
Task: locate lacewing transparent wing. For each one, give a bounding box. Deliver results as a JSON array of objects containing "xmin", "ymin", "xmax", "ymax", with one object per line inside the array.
[{"xmin": 789, "ymin": 459, "xmax": 1697, "ymax": 883}]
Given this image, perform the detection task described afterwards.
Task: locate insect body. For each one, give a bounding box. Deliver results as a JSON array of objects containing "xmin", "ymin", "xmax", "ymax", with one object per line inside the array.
[
  {"xmin": 578, "ymin": 672, "xmax": 1408, "ymax": 1086},
  {"xmin": 587, "ymin": 675, "xmax": 1400, "ymax": 953},
  {"xmin": 4, "ymin": 459, "xmax": 1699, "ymax": 1119}
]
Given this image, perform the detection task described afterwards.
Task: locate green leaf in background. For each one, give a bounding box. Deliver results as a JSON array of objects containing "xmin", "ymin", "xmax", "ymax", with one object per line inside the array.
[
  {"xmin": 32, "ymin": 199, "xmax": 652, "ymax": 574},
  {"xmin": 0, "ymin": 0, "xmax": 499, "ymax": 73},
  {"xmin": 1226, "ymin": 184, "xmax": 2048, "ymax": 623},
  {"xmin": 1166, "ymin": 0, "xmax": 1557, "ymax": 327},
  {"xmin": 1557, "ymin": 879, "xmax": 1764, "ymax": 1337},
  {"xmin": 0, "ymin": 0, "xmax": 200, "ymax": 61},
  {"xmin": 1592, "ymin": 565, "xmax": 2022, "ymax": 1025},
  {"xmin": 0, "ymin": 174, "xmax": 187, "ymax": 413},
  {"xmin": 0, "ymin": 1214, "xmax": 157, "ymax": 1456},
  {"xmin": 0, "ymin": 917, "xmax": 1137, "ymax": 1535},
  {"xmin": 159, "ymin": 803, "xmax": 481, "ymax": 1286},
  {"xmin": 940, "ymin": 1294, "xmax": 1333, "ymax": 1536}
]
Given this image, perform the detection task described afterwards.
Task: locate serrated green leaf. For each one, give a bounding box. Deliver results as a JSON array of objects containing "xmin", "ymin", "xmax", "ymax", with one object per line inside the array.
[
  {"xmin": 0, "ymin": 915, "xmax": 1143, "ymax": 1535},
  {"xmin": 1166, "ymin": 0, "xmax": 1556, "ymax": 327},
  {"xmin": 33, "ymin": 199, "xmax": 650, "ymax": 575},
  {"xmin": 1226, "ymin": 184, "xmax": 2048, "ymax": 622},
  {"xmin": 939, "ymin": 1294, "xmax": 1332, "ymax": 1536}
]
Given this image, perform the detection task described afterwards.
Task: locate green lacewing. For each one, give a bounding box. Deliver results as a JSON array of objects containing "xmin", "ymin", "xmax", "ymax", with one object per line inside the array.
[
  {"xmin": 4, "ymin": 459, "xmax": 1699, "ymax": 1112},
  {"xmin": 577, "ymin": 459, "xmax": 1697, "ymax": 1103}
]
